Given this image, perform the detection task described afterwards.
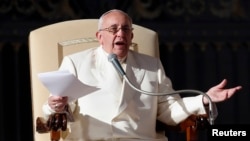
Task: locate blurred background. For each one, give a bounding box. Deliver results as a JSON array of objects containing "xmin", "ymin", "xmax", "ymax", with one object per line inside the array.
[{"xmin": 0, "ymin": 0, "xmax": 249, "ymax": 141}]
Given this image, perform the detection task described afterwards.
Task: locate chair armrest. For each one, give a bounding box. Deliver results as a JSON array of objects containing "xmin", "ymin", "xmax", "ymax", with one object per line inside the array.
[{"xmin": 156, "ymin": 114, "xmax": 210, "ymax": 141}]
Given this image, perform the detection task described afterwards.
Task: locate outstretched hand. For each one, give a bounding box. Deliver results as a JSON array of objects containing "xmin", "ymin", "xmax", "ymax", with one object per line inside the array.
[{"xmin": 203, "ymin": 79, "xmax": 242, "ymax": 105}]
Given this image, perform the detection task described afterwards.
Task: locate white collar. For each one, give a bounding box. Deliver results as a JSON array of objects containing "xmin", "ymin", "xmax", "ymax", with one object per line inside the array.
[{"xmin": 100, "ymin": 46, "xmax": 127, "ymax": 64}]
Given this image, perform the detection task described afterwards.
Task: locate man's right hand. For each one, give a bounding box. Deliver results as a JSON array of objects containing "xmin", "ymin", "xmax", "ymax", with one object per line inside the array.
[{"xmin": 48, "ymin": 96, "xmax": 68, "ymax": 112}]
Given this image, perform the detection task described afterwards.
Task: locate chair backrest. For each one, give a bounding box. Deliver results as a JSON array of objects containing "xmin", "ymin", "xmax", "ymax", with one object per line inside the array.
[{"xmin": 29, "ymin": 19, "xmax": 159, "ymax": 141}]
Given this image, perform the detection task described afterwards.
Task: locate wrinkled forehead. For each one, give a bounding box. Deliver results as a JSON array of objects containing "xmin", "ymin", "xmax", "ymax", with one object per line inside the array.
[
  {"xmin": 98, "ymin": 10, "xmax": 132, "ymax": 29},
  {"xmin": 105, "ymin": 13, "xmax": 130, "ymax": 26}
]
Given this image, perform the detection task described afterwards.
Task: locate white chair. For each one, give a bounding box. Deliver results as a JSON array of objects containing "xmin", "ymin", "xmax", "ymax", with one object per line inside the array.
[{"xmin": 29, "ymin": 19, "xmax": 208, "ymax": 141}]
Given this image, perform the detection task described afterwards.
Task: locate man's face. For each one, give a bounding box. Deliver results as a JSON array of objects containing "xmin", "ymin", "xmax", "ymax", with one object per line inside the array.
[{"xmin": 96, "ymin": 11, "xmax": 133, "ymax": 59}]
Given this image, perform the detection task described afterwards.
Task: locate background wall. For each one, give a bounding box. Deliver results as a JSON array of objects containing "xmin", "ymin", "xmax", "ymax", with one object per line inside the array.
[{"xmin": 0, "ymin": 0, "xmax": 249, "ymax": 141}]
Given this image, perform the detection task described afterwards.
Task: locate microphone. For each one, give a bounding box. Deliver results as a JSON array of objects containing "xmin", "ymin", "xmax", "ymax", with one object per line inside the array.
[
  {"xmin": 108, "ymin": 53, "xmax": 126, "ymax": 76},
  {"xmin": 108, "ymin": 53, "xmax": 216, "ymax": 125}
]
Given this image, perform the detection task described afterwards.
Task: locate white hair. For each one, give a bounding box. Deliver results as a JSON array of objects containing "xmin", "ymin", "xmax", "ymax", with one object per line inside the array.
[{"xmin": 98, "ymin": 9, "xmax": 133, "ymax": 30}]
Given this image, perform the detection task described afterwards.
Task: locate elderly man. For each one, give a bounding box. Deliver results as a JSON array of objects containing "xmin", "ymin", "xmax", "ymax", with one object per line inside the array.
[{"xmin": 43, "ymin": 9, "xmax": 242, "ymax": 141}]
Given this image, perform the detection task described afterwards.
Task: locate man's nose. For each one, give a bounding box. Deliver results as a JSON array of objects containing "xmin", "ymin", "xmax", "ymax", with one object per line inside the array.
[{"xmin": 115, "ymin": 28, "xmax": 126, "ymax": 36}]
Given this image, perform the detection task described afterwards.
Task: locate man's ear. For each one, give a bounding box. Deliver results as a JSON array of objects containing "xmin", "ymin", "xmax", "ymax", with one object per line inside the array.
[
  {"xmin": 96, "ymin": 31, "xmax": 100, "ymax": 39},
  {"xmin": 96, "ymin": 31, "xmax": 102, "ymax": 44}
]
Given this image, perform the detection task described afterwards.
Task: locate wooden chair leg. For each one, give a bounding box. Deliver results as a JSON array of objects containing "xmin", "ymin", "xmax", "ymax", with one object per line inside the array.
[
  {"xmin": 50, "ymin": 130, "xmax": 61, "ymax": 141},
  {"xmin": 186, "ymin": 126, "xmax": 198, "ymax": 141}
]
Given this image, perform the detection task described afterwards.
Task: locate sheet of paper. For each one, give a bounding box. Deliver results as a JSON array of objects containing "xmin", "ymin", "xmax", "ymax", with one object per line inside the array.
[{"xmin": 38, "ymin": 70, "xmax": 99, "ymax": 102}]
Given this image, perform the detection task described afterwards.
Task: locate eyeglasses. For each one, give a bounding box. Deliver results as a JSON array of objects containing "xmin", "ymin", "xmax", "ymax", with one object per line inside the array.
[{"xmin": 99, "ymin": 26, "xmax": 133, "ymax": 34}]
